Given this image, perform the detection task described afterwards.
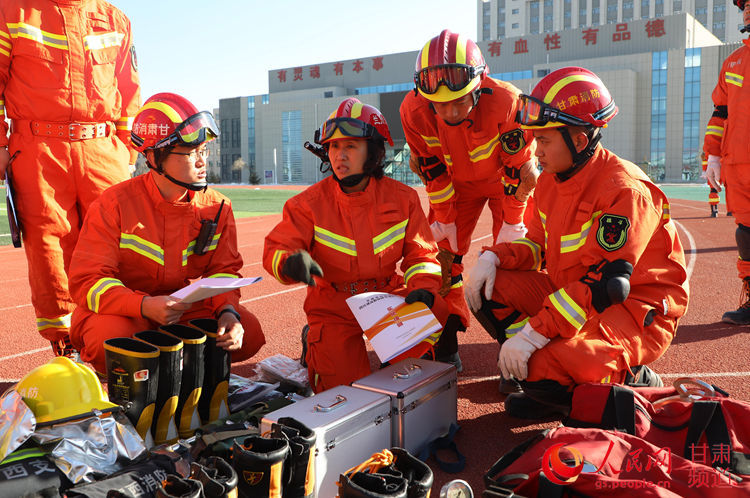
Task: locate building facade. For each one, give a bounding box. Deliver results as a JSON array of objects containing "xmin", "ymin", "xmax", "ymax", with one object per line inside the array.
[{"xmin": 219, "ymin": 13, "xmax": 728, "ymax": 185}]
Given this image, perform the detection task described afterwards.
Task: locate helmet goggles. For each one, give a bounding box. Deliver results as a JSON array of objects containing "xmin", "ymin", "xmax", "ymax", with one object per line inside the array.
[
  {"xmin": 517, "ymin": 94, "xmax": 615, "ymax": 128},
  {"xmin": 156, "ymin": 111, "xmax": 220, "ymax": 149},
  {"xmin": 315, "ymin": 117, "xmax": 380, "ymax": 144},
  {"xmin": 414, "ymin": 64, "xmax": 485, "ymax": 95}
]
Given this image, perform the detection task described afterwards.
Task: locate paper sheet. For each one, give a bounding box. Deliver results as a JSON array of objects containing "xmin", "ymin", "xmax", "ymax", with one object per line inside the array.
[
  {"xmin": 170, "ymin": 277, "xmax": 262, "ymax": 304},
  {"xmin": 346, "ymin": 292, "xmax": 441, "ymax": 363}
]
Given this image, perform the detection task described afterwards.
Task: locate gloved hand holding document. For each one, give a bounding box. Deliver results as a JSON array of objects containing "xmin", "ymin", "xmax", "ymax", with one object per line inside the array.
[
  {"xmin": 345, "ymin": 291, "xmax": 441, "ymax": 363},
  {"xmin": 170, "ymin": 276, "xmax": 262, "ymax": 304}
]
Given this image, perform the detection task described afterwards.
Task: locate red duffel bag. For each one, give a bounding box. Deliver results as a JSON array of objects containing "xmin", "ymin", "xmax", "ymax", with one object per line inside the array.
[{"xmin": 565, "ymin": 378, "xmax": 750, "ymax": 479}]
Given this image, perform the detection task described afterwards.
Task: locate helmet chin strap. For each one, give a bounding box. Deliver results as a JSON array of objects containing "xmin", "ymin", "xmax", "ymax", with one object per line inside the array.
[
  {"xmin": 333, "ymin": 172, "xmax": 367, "ymax": 189},
  {"xmin": 147, "ymin": 159, "xmax": 207, "ymax": 192},
  {"xmin": 555, "ymin": 127, "xmax": 602, "ymax": 181},
  {"xmin": 741, "ymin": 24, "xmax": 750, "ymax": 33}
]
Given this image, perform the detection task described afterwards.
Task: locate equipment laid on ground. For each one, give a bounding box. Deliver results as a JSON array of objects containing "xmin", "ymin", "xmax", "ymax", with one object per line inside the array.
[
  {"xmin": 338, "ymin": 447, "xmax": 433, "ymax": 498},
  {"xmin": 261, "ymin": 385, "xmax": 392, "ymax": 498},
  {"xmin": 189, "ymin": 319, "xmax": 231, "ymax": 424},
  {"xmin": 352, "ymin": 358, "xmax": 457, "ymax": 456}
]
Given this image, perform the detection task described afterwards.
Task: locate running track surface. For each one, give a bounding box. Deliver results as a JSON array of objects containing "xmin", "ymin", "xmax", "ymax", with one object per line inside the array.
[{"xmin": 0, "ymin": 186, "xmax": 746, "ymax": 494}]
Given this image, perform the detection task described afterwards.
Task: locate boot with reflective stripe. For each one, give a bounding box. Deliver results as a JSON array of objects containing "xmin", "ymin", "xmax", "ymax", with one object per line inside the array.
[
  {"xmin": 156, "ymin": 475, "xmax": 204, "ymax": 498},
  {"xmin": 189, "ymin": 319, "xmax": 230, "ymax": 424},
  {"xmin": 190, "ymin": 456, "xmax": 238, "ymax": 498},
  {"xmin": 338, "ymin": 472, "xmax": 408, "ymax": 498},
  {"xmin": 134, "ymin": 330, "xmax": 183, "ymax": 445},
  {"xmin": 232, "ymin": 436, "xmax": 290, "ymax": 498},
  {"xmin": 160, "ymin": 324, "xmax": 206, "ymax": 439},
  {"xmin": 722, "ymin": 277, "xmax": 750, "ymax": 325},
  {"xmin": 270, "ymin": 417, "xmax": 316, "ymax": 498}
]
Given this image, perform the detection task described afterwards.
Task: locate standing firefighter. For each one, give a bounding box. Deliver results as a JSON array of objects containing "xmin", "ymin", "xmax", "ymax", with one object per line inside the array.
[
  {"xmin": 702, "ymin": 0, "xmax": 750, "ymax": 323},
  {"xmin": 400, "ymin": 29, "xmax": 538, "ymax": 378},
  {"xmin": 263, "ymin": 98, "xmax": 450, "ymax": 393},
  {"xmin": 466, "ymin": 67, "xmax": 689, "ymax": 419},
  {"xmin": 0, "ymin": 0, "xmax": 140, "ymax": 358}
]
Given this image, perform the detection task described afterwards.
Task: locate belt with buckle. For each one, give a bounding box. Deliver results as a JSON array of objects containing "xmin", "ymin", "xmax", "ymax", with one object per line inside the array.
[
  {"xmin": 15, "ymin": 120, "xmax": 114, "ymax": 141},
  {"xmin": 332, "ymin": 277, "xmax": 391, "ymax": 295}
]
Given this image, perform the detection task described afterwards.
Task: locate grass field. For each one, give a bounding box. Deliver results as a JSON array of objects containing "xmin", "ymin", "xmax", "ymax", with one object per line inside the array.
[{"xmin": 0, "ymin": 182, "xmax": 725, "ymax": 246}]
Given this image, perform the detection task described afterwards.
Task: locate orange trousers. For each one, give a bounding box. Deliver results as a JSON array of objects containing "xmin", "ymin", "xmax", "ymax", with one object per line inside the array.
[
  {"xmin": 70, "ymin": 303, "xmax": 265, "ymax": 374},
  {"xmin": 723, "ymin": 163, "xmax": 750, "ymax": 279},
  {"xmin": 10, "ymin": 129, "xmax": 130, "ymax": 341},
  {"xmin": 304, "ymin": 282, "xmax": 449, "ymax": 393},
  {"xmin": 488, "ymin": 269, "xmax": 675, "ymax": 387}
]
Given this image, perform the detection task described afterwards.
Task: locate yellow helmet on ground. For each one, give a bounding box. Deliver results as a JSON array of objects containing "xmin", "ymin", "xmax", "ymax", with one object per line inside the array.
[{"xmin": 15, "ymin": 357, "xmax": 117, "ymax": 423}]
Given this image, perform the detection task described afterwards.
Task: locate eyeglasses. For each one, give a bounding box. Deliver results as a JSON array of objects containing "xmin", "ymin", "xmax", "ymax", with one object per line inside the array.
[
  {"xmin": 314, "ymin": 117, "xmax": 377, "ymax": 144},
  {"xmin": 170, "ymin": 148, "xmax": 210, "ymax": 161},
  {"xmin": 414, "ymin": 64, "xmax": 485, "ymax": 95},
  {"xmin": 155, "ymin": 111, "xmax": 220, "ymax": 149}
]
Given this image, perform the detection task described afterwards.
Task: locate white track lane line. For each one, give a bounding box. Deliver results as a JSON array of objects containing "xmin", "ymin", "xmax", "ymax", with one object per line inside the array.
[
  {"xmin": 460, "ymin": 372, "xmax": 750, "ymax": 384},
  {"xmin": 0, "ymin": 347, "xmax": 49, "ymax": 363}
]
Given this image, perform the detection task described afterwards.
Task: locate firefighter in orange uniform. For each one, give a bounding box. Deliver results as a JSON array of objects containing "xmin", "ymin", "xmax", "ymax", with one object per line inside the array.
[
  {"xmin": 400, "ymin": 30, "xmax": 538, "ymax": 376},
  {"xmin": 465, "ymin": 68, "xmax": 689, "ymax": 419},
  {"xmin": 702, "ymin": 0, "xmax": 750, "ymax": 323},
  {"xmin": 0, "ymin": 0, "xmax": 140, "ymax": 358},
  {"xmin": 263, "ymin": 98, "xmax": 449, "ymax": 393},
  {"xmin": 68, "ymin": 93, "xmax": 265, "ymax": 374}
]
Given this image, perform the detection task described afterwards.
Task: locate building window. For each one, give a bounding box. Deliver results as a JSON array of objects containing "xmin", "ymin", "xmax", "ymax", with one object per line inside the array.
[
  {"xmin": 281, "ymin": 111, "xmax": 302, "ymax": 183},
  {"xmin": 262, "ymin": 94, "xmax": 269, "ymax": 104},
  {"xmin": 512, "ymin": 8, "xmax": 520, "ymax": 14},
  {"xmin": 673, "ymin": 0, "xmax": 681, "ymax": 11},
  {"xmin": 324, "ymin": 91, "xmax": 333, "ymax": 98},
  {"xmin": 248, "ymin": 99, "xmax": 255, "ymax": 178},
  {"xmin": 649, "ymin": 51, "xmax": 668, "ymax": 182},
  {"xmin": 512, "ymin": 22, "xmax": 520, "ymax": 28},
  {"xmin": 537, "ymin": 68, "xmax": 550, "ymax": 77},
  {"xmin": 640, "ymin": 0, "xmax": 649, "ymax": 16},
  {"xmin": 654, "ymin": 0, "xmax": 663, "ymax": 16},
  {"xmin": 682, "ymin": 48, "xmax": 701, "ymax": 181}
]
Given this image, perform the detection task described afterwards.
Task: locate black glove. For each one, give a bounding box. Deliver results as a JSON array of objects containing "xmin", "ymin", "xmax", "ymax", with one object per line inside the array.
[
  {"xmin": 404, "ymin": 289, "xmax": 435, "ymax": 309},
  {"xmin": 282, "ymin": 250, "xmax": 323, "ymax": 286},
  {"xmin": 580, "ymin": 259, "xmax": 633, "ymax": 313}
]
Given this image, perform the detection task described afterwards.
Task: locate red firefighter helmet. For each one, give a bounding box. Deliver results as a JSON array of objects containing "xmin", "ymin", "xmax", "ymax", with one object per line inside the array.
[
  {"xmin": 130, "ymin": 92, "xmax": 219, "ymax": 153},
  {"xmin": 314, "ymin": 98, "xmax": 393, "ymax": 146},
  {"xmin": 517, "ymin": 67, "xmax": 618, "ymax": 130},
  {"xmin": 735, "ymin": 0, "xmax": 746, "ymax": 10},
  {"xmin": 413, "ymin": 29, "xmax": 486, "ymax": 103}
]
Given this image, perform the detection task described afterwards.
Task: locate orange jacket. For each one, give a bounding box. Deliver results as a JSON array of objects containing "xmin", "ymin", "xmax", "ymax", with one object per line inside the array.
[
  {"xmin": 703, "ymin": 39, "xmax": 750, "ymax": 168},
  {"xmin": 69, "ymin": 173, "xmax": 243, "ymax": 317},
  {"xmin": 488, "ymin": 146, "xmax": 689, "ymax": 340},
  {"xmin": 263, "ymin": 176, "xmax": 443, "ymax": 296},
  {"xmin": 0, "ymin": 0, "xmax": 140, "ymax": 161},
  {"xmin": 399, "ymin": 77, "xmax": 535, "ymax": 225}
]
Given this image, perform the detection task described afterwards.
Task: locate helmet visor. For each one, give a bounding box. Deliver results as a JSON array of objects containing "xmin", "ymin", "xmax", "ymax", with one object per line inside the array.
[
  {"xmin": 414, "ymin": 64, "xmax": 484, "ymax": 95},
  {"xmin": 517, "ymin": 95, "xmax": 592, "ymax": 128},
  {"xmin": 173, "ymin": 111, "xmax": 220, "ymax": 146},
  {"xmin": 315, "ymin": 117, "xmax": 378, "ymax": 144}
]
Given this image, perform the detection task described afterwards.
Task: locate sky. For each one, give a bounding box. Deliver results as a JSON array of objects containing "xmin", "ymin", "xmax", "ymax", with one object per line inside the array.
[{"xmin": 123, "ymin": 1, "xmax": 478, "ymax": 113}]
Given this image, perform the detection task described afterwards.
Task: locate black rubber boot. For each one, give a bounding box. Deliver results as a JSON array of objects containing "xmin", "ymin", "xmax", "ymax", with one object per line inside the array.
[
  {"xmin": 338, "ymin": 472, "xmax": 408, "ymax": 498},
  {"xmin": 270, "ymin": 417, "xmax": 317, "ymax": 498},
  {"xmin": 160, "ymin": 324, "xmax": 206, "ymax": 439},
  {"xmin": 710, "ymin": 205, "xmax": 718, "ymax": 217},
  {"xmin": 722, "ymin": 278, "xmax": 750, "ymax": 325},
  {"xmin": 498, "ymin": 377, "xmax": 522, "ymax": 394},
  {"xmin": 190, "ymin": 456, "xmax": 238, "ymax": 498},
  {"xmin": 232, "ymin": 436, "xmax": 290, "ymax": 498},
  {"xmin": 189, "ymin": 319, "xmax": 230, "ymax": 424},
  {"xmin": 624, "ymin": 365, "xmax": 664, "ymax": 387},
  {"xmin": 433, "ymin": 314, "xmax": 465, "ymax": 372},
  {"xmin": 300, "ymin": 325, "xmax": 309, "ymax": 368},
  {"xmin": 385, "ymin": 447, "xmax": 433, "ymax": 498},
  {"xmin": 505, "ymin": 380, "xmax": 573, "ymax": 420},
  {"xmin": 103, "ymin": 337, "xmax": 160, "ymax": 445},
  {"xmin": 156, "ymin": 475, "xmax": 204, "ymax": 498},
  {"xmin": 134, "ymin": 330, "xmax": 183, "ymax": 445}
]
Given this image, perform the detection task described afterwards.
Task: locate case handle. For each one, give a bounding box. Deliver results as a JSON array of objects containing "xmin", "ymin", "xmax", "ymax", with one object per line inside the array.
[
  {"xmin": 393, "ymin": 363, "xmax": 422, "ymax": 380},
  {"xmin": 314, "ymin": 394, "xmax": 347, "ymax": 412}
]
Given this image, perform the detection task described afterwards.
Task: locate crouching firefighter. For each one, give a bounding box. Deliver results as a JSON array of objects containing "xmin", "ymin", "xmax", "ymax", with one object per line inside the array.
[{"xmin": 464, "ymin": 67, "xmax": 689, "ymax": 419}]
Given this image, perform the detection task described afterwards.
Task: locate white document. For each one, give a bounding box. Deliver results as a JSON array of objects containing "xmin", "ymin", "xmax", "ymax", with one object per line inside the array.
[
  {"xmin": 170, "ymin": 277, "xmax": 262, "ymax": 304},
  {"xmin": 345, "ymin": 291, "xmax": 441, "ymax": 363}
]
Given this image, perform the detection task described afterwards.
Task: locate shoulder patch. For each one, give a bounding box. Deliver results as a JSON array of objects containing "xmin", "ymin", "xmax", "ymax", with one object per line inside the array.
[
  {"xmin": 596, "ymin": 213, "xmax": 630, "ymax": 252},
  {"xmin": 500, "ymin": 129, "xmax": 526, "ymax": 154}
]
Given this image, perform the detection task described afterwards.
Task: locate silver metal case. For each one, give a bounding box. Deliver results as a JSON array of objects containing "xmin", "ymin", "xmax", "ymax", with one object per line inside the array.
[
  {"xmin": 260, "ymin": 384, "xmax": 391, "ymax": 498},
  {"xmin": 352, "ymin": 358, "xmax": 457, "ymax": 455}
]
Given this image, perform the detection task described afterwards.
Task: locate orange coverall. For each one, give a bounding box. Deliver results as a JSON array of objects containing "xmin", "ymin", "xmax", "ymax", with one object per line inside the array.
[
  {"xmin": 703, "ymin": 39, "xmax": 750, "ymax": 277},
  {"xmin": 68, "ymin": 173, "xmax": 265, "ymax": 374},
  {"xmin": 263, "ymin": 176, "xmax": 449, "ymax": 393},
  {"xmin": 400, "ymin": 77, "xmax": 535, "ymax": 328},
  {"xmin": 0, "ymin": 0, "xmax": 140, "ymax": 342},
  {"xmin": 485, "ymin": 147, "xmax": 688, "ymax": 386}
]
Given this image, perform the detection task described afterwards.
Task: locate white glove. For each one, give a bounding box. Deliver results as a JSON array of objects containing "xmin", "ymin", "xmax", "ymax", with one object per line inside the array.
[
  {"xmin": 495, "ymin": 222, "xmax": 528, "ymax": 244},
  {"xmin": 703, "ymin": 155, "xmax": 722, "ymax": 192},
  {"xmin": 430, "ymin": 221, "xmax": 458, "ymax": 252},
  {"xmin": 465, "ymin": 251, "xmax": 500, "ymax": 312},
  {"xmin": 497, "ymin": 323, "xmax": 550, "ymax": 380}
]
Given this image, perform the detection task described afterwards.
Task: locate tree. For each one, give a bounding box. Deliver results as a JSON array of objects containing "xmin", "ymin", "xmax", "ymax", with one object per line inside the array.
[{"xmin": 248, "ymin": 167, "xmax": 262, "ymax": 185}]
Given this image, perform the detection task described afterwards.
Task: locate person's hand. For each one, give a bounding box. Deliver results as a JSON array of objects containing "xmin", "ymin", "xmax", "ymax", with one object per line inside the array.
[
  {"xmin": 0, "ymin": 147, "xmax": 10, "ymax": 179},
  {"xmin": 405, "ymin": 288, "xmax": 435, "ymax": 309},
  {"xmin": 430, "ymin": 221, "xmax": 458, "ymax": 252},
  {"xmin": 465, "ymin": 251, "xmax": 499, "ymax": 312},
  {"xmin": 497, "ymin": 323, "xmax": 550, "ymax": 380},
  {"xmin": 216, "ymin": 309, "xmax": 244, "ymax": 351},
  {"xmin": 140, "ymin": 295, "xmax": 192, "ymax": 325},
  {"xmin": 704, "ymin": 155, "xmax": 722, "ymax": 192},
  {"xmin": 128, "ymin": 163, "xmax": 136, "ymax": 176},
  {"xmin": 495, "ymin": 222, "xmax": 527, "ymax": 244},
  {"xmin": 282, "ymin": 250, "xmax": 323, "ymax": 285}
]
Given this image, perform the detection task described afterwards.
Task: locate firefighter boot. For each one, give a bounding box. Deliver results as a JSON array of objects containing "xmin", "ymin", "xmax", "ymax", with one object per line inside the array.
[
  {"xmin": 711, "ymin": 205, "xmax": 719, "ymax": 217},
  {"xmin": 50, "ymin": 334, "xmax": 80, "ymax": 362},
  {"xmin": 232, "ymin": 436, "xmax": 290, "ymax": 498},
  {"xmin": 270, "ymin": 417, "xmax": 317, "ymax": 497},
  {"xmin": 722, "ymin": 277, "xmax": 750, "ymax": 325},
  {"xmin": 134, "ymin": 330, "xmax": 183, "ymax": 445},
  {"xmin": 505, "ymin": 380, "xmax": 573, "ymax": 420},
  {"xmin": 103, "ymin": 337, "xmax": 160, "ymax": 445},
  {"xmin": 190, "ymin": 456, "xmax": 238, "ymax": 498},
  {"xmin": 160, "ymin": 324, "xmax": 206, "ymax": 439},
  {"xmin": 189, "ymin": 319, "xmax": 230, "ymax": 424},
  {"xmin": 624, "ymin": 365, "xmax": 664, "ymax": 387},
  {"xmin": 386, "ymin": 447, "xmax": 433, "ymax": 498},
  {"xmin": 300, "ymin": 324, "xmax": 309, "ymax": 368},
  {"xmin": 432, "ymin": 314, "xmax": 464, "ymax": 372},
  {"xmin": 471, "ymin": 300, "xmax": 522, "ymax": 394},
  {"xmin": 155, "ymin": 475, "xmax": 204, "ymax": 498},
  {"xmin": 338, "ymin": 472, "xmax": 408, "ymax": 498}
]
